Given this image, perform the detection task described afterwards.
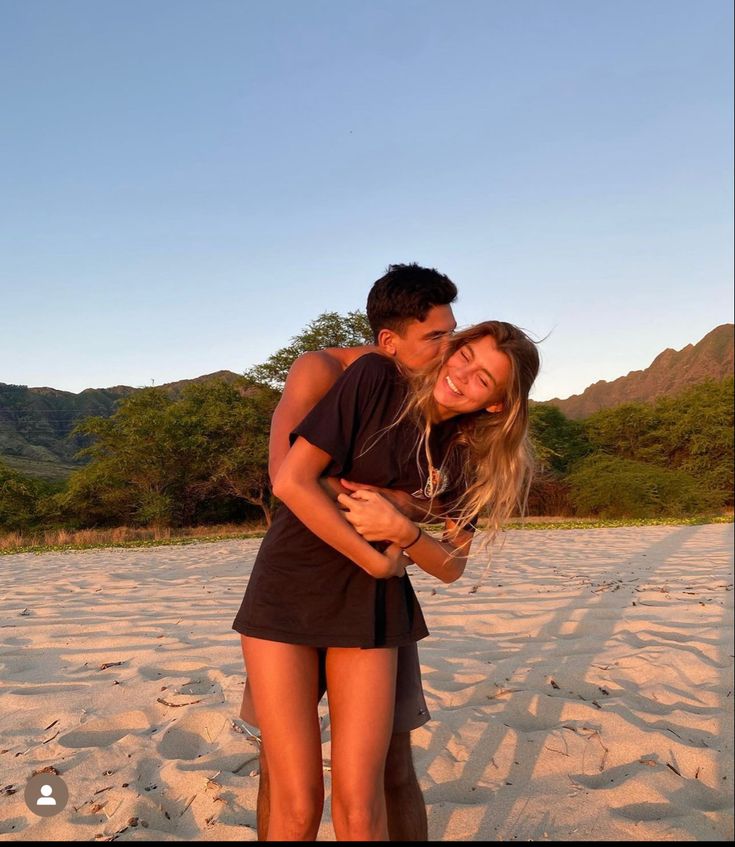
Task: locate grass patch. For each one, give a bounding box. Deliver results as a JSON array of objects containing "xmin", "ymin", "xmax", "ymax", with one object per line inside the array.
[
  {"xmin": 501, "ymin": 514, "xmax": 733, "ymax": 531},
  {"xmin": 423, "ymin": 513, "xmax": 733, "ymax": 533},
  {"xmin": 2, "ymin": 512, "xmax": 731, "ymax": 556},
  {"xmin": 0, "ymin": 523, "xmax": 267, "ymax": 556}
]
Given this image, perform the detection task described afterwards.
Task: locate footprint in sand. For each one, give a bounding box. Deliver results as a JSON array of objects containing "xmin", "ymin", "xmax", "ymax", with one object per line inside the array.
[
  {"xmin": 611, "ymin": 780, "xmax": 731, "ymax": 815},
  {"xmin": 174, "ymin": 677, "xmax": 219, "ymax": 697},
  {"xmin": 58, "ymin": 710, "xmax": 150, "ymax": 748},
  {"xmin": 138, "ymin": 659, "xmax": 210, "ymax": 681},
  {"xmin": 157, "ymin": 712, "xmax": 229, "ymax": 761},
  {"xmin": 7, "ymin": 683, "xmax": 91, "ymax": 696},
  {"xmin": 0, "ymin": 816, "xmax": 29, "ymax": 836},
  {"xmin": 573, "ymin": 762, "xmax": 645, "ymax": 791},
  {"xmin": 613, "ymin": 801, "xmax": 689, "ymax": 821},
  {"xmin": 0, "ymin": 656, "xmax": 41, "ymax": 676}
]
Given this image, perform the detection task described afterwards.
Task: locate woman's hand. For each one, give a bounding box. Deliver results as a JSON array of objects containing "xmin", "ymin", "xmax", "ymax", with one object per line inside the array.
[
  {"xmin": 339, "ymin": 478, "xmax": 433, "ymax": 522},
  {"xmin": 337, "ymin": 488, "xmax": 417, "ymax": 545}
]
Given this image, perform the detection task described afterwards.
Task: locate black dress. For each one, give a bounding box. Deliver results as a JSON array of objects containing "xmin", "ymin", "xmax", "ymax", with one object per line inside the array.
[{"xmin": 232, "ymin": 353, "xmax": 464, "ymax": 648}]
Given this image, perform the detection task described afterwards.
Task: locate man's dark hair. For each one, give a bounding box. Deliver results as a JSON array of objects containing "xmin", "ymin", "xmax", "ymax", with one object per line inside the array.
[{"xmin": 366, "ymin": 263, "xmax": 457, "ymax": 341}]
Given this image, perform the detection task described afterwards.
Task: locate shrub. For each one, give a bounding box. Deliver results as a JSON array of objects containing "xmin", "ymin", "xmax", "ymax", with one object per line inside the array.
[{"xmin": 567, "ymin": 454, "xmax": 721, "ymax": 519}]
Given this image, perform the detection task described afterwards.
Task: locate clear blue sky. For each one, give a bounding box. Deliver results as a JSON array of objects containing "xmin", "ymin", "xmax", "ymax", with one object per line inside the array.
[{"xmin": 1, "ymin": 0, "xmax": 732, "ymax": 400}]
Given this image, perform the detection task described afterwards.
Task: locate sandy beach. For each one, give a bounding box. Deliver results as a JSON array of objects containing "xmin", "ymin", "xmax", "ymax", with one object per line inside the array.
[{"xmin": 0, "ymin": 523, "xmax": 732, "ymax": 842}]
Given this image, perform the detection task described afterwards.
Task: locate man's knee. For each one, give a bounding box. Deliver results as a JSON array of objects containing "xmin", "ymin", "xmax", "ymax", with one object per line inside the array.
[{"xmin": 384, "ymin": 731, "xmax": 417, "ymax": 788}]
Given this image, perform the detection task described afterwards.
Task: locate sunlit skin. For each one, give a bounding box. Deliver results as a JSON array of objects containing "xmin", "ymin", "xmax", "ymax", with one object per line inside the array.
[
  {"xmin": 250, "ymin": 304, "xmax": 459, "ymax": 843},
  {"xmin": 433, "ymin": 335, "xmax": 512, "ymax": 421},
  {"xmin": 378, "ymin": 304, "xmax": 457, "ymax": 370},
  {"xmin": 337, "ymin": 332, "xmax": 513, "ymax": 573},
  {"xmin": 268, "ymin": 304, "xmax": 458, "ymax": 501}
]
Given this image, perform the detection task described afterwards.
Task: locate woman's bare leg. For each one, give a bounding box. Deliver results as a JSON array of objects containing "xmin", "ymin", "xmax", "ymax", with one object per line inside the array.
[
  {"xmin": 326, "ymin": 646, "xmax": 398, "ymax": 841},
  {"xmin": 241, "ymin": 636, "xmax": 324, "ymax": 841}
]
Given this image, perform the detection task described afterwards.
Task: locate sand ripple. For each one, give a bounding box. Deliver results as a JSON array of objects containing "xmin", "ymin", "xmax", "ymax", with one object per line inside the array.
[{"xmin": 0, "ymin": 526, "xmax": 732, "ymax": 841}]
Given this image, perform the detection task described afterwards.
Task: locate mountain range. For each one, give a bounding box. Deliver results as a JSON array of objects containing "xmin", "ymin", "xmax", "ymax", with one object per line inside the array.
[
  {"xmin": 1, "ymin": 324, "xmax": 732, "ymax": 479},
  {"xmin": 0, "ymin": 371, "xmax": 244, "ymax": 480},
  {"xmin": 542, "ymin": 323, "xmax": 733, "ymax": 419}
]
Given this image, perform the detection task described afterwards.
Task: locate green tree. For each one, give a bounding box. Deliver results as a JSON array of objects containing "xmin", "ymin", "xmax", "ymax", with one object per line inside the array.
[
  {"xmin": 567, "ymin": 454, "xmax": 720, "ymax": 519},
  {"xmin": 59, "ymin": 457, "xmax": 133, "ymax": 527},
  {"xmin": 654, "ymin": 378, "xmax": 733, "ymax": 499},
  {"xmin": 583, "ymin": 402, "xmax": 659, "ymax": 463},
  {"xmin": 62, "ymin": 389, "xmax": 178, "ymax": 526},
  {"xmin": 0, "ymin": 460, "xmax": 39, "ymax": 531},
  {"xmin": 247, "ymin": 310, "xmax": 372, "ymax": 389},
  {"xmin": 171, "ymin": 378, "xmax": 279, "ymax": 525},
  {"xmin": 529, "ymin": 404, "xmax": 591, "ymax": 475},
  {"xmin": 61, "ymin": 378, "xmax": 280, "ymax": 528},
  {"xmin": 525, "ymin": 405, "xmax": 590, "ymax": 516},
  {"xmin": 583, "ymin": 377, "xmax": 733, "ymax": 504}
]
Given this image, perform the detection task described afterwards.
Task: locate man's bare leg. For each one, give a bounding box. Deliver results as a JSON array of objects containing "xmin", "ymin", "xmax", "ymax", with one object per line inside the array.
[
  {"xmin": 240, "ymin": 682, "xmax": 271, "ymax": 839},
  {"xmin": 256, "ymin": 741, "xmax": 270, "ymax": 840},
  {"xmin": 384, "ymin": 731, "xmax": 427, "ymax": 841}
]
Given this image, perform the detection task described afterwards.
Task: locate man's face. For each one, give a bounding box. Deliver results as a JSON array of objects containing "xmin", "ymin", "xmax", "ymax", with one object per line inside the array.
[{"xmin": 379, "ymin": 304, "xmax": 457, "ymax": 370}]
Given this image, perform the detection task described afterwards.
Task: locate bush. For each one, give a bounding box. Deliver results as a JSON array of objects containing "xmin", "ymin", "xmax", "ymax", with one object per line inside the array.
[
  {"xmin": 526, "ymin": 471, "xmax": 573, "ymax": 516},
  {"xmin": 582, "ymin": 378, "xmax": 733, "ymax": 505},
  {"xmin": 0, "ymin": 468, "xmax": 37, "ymax": 530},
  {"xmin": 529, "ymin": 404, "xmax": 591, "ymax": 475},
  {"xmin": 567, "ymin": 454, "xmax": 721, "ymax": 519},
  {"xmin": 0, "ymin": 461, "xmax": 62, "ymax": 531}
]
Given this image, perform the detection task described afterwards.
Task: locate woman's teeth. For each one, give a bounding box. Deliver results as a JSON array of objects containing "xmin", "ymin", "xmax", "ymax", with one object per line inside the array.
[{"xmin": 446, "ymin": 375, "xmax": 462, "ymax": 396}]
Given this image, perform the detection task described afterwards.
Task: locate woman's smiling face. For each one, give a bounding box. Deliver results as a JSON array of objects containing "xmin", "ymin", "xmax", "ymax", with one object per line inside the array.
[{"xmin": 433, "ymin": 334, "xmax": 512, "ymax": 420}]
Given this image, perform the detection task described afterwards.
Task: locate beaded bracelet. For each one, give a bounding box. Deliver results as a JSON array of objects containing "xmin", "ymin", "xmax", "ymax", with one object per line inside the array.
[{"xmin": 400, "ymin": 525, "xmax": 422, "ymax": 550}]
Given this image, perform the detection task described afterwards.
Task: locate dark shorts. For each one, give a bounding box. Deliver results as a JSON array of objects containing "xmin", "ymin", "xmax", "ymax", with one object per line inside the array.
[{"xmin": 239, "ymin": 641, "xmax": 430, "ymax": 734}]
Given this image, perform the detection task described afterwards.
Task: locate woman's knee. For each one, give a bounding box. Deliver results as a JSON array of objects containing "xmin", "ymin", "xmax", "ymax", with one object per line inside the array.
[
  {"xmin": 331, "ymin": 792, "xmax": 382, "ymax": 835},
  {"xmin": 272, "ymin": 783, "xmax": 325, "ymax": 835}
]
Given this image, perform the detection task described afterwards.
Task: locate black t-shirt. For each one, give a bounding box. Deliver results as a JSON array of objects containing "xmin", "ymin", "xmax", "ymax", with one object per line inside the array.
[{"xmin": 232, "ymin": 353, "xmax": 466, "ymax": 648}]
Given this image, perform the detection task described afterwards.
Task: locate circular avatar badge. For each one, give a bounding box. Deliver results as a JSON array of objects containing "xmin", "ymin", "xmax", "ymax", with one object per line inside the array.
[{"xmin": 24, "ymin": 773, "xmax": 69, "ymax": 817}]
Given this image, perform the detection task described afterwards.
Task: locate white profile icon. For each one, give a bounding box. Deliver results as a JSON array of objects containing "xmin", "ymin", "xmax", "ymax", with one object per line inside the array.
[{"xmin": 36, "ymin": 785, "xmax": 57, "ymax": 806}]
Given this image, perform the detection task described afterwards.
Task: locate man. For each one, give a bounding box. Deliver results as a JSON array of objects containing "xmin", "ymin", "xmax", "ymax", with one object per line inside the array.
[{"xmin": 240, "ymin": 263, "xmax": 458, "ymax": 840}]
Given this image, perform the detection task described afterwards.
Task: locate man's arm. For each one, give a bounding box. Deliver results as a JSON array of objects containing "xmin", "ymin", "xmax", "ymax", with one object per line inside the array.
[
  {"xmin": 269, "ymin": 345, "xmax": 437, "ymax": 517},
  {"xmin": 337, "ymin": 489, "xmax": 473, "ymax": 584},
  {"xmin": 268, "ymin": 351, "xmax": 344, "ymax": 486},
  {"xmin": 339, "ymin": 478, "xmax": 443, "ymax": 522}
]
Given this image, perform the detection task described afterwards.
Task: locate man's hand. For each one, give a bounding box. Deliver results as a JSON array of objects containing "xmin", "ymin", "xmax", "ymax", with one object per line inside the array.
[
  {"xmin": 339, "ymin": 478, "xmax": 433, "ymax": 522},
  {"xmin": 381, "ymin": 542, "xmax": 408, "ymax": 579},
  {"xmin": 337, "ymin": 488, "xmax": 417, "ymax": 546}
]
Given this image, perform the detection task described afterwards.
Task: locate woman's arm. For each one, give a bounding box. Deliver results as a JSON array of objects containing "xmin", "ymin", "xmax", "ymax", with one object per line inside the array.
[
  {"xmin": 403, "ymin": 518, "xmax": 473, "ymax": 584},
  {"xmin": 273, "ymin": 436, "xmax": 407, "ymax": 580},
  {"xmin": 337, "ymin": 489, "xmax": 473, "ymax": 584}
]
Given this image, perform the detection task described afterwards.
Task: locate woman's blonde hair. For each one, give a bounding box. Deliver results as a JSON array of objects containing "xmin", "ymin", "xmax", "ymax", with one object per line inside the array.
[{"xmin": 399, "ymin": 320, "xmax": 540, "ymax": 544}]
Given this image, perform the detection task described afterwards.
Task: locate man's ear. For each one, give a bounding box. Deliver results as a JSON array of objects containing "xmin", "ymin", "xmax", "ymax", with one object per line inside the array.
[
  {"xmin": 485, "ymin": 401, "xmax": 504, "ymax": 414},
  {"xmin": 377, "ymin": 328, "xmax": 399, "ymax": 357}
]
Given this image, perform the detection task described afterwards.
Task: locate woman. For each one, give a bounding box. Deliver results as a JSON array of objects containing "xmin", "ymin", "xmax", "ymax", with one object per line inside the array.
[{"xmin": 232, "ymin": 320, "xmax": 539, "ymax": 841}]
